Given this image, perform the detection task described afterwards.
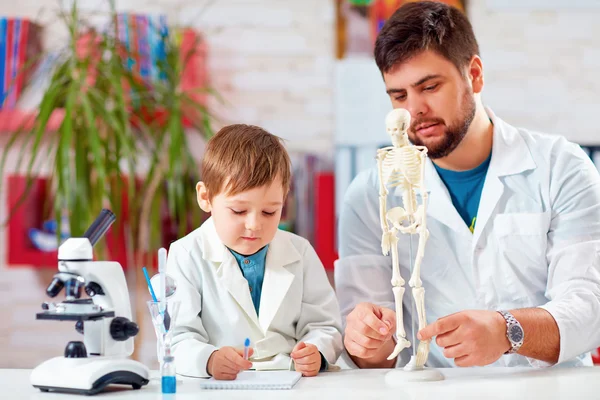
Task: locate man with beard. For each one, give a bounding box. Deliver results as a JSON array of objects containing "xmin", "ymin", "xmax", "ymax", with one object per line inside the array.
[{"xmin": 335, "ymin": 1, "xmax": 600, "ymax": 370}]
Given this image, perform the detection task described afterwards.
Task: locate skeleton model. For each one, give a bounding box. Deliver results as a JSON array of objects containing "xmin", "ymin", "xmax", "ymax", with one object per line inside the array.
[{"xmin": 377, "ymin": 108, "xmax": 430, "ymax": 370}]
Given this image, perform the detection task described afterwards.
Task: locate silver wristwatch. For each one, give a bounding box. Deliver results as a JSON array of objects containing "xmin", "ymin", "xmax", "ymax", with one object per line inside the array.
[{"xmin": 497, "ymin": 311, "xmax": 524, "ymax": 354}]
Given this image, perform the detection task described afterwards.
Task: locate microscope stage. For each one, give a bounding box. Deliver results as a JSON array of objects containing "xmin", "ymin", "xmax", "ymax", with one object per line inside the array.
[{"xmin": 36, "ymin": 310, "xmax": 115, "ymax": 321}]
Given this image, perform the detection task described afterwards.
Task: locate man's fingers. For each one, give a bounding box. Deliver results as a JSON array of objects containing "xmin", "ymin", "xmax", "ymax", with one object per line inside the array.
[
  {"xmin": 435, "ymin": 328, "xmax": 461, "ymax": 348},
  {"xmin": 454, "ymin": 354, "xmax": 474, "ymax": 368},
  {"xmin": 379, "ymin": 307, "xmax": 397, "ymax": 333},
  {"xmin": 442, "ymin": 343, "xmax": 469, "ymax": 359},
  {"xmin": 355, "ymin": 319, "xmax": 390, "ymax": 341},
  {"xmin": 347, "ymin": 327, "xmax": 387, "ymax": 350},
  {"xmin": 418, "ymin": 313, "xmax": 463, "ymax": 341},
  {"xmin": 361, "ymin": 309, "xmax": 392, "ymax": 336},
  {"xmin": 344, "ymin": 336, "xmax": 373, "ymax": 359}
]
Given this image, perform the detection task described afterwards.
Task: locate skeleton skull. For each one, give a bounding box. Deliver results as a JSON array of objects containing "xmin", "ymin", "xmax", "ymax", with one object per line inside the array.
[{"xmin": 386, "ymin": 108, "xmax": 411, "ymax": 147}]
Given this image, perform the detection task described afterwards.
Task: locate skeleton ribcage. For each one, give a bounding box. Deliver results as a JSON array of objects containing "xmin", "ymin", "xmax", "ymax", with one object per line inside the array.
[
  {"xmin": 382, "ymin": 147, "xmax": 422, "ymax": 215},
  {"xmin": 381, "ymin": 147, "xmax": 422, "ymax": 186}
]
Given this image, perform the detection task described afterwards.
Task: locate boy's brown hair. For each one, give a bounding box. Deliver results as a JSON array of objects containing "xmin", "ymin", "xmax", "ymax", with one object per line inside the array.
[{"xmin": 201, "ymin": 124, "xmax": 292, "ymax": 200}]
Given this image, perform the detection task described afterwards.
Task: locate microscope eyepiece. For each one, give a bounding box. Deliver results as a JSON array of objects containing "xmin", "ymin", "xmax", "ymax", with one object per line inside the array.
[
  {"xmin": 46, "ymin": 277, "xmax": 65, "ymax": 298},
  {"xmin": 83, "ymin": 209, "xmax": 116, "ymax": 247}
]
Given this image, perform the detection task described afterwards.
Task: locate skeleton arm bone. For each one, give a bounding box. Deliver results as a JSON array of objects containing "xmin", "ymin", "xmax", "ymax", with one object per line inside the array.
[{"xmin": 377, "ymin": 149, "xmax": 395, "ymax": 256}]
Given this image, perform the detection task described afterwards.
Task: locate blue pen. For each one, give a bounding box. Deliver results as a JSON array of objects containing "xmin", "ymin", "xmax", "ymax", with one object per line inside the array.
[
  {"xmin": 243, "ymin": 338, "xmax": 250, "ymax": 360},
  {"xmin": 142, "ymin": 266, "xmax": 159, "ymax": 302},
  {"xmin": 143, "ymin": 266, "xmax": 171, "ymax": 330}
]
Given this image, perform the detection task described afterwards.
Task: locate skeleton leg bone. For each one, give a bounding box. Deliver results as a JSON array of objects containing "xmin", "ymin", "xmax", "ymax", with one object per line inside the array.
[
  {"xmin": 387, "ymin": 232, "xmax": 411, "ymax": 360},
  {"xmin": 405, "ymin": 203, "xmax": 431, "ymax": 370}
]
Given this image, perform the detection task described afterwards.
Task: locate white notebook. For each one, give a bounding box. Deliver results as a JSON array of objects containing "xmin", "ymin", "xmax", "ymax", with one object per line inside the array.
[{"xmin": 199, "ymin": 371, "xmax": 302, "ymax": 390}]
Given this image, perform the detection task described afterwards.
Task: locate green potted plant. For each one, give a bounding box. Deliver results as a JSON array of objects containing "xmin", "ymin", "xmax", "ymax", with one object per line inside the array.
[{"xmin": 0, "ymin": 1, "xmax": 216, "ymax": 343}]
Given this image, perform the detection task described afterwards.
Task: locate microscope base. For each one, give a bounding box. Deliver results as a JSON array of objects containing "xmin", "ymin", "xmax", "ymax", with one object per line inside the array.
[{"xmin": 30, "ymin": 356, "xmax": 150, "ymax": 395}]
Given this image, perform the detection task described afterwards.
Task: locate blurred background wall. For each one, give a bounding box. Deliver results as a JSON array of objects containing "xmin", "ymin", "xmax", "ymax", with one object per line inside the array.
[{"xmin": 1, "ymin": 0, "xmax": 600, "ymax": 369}]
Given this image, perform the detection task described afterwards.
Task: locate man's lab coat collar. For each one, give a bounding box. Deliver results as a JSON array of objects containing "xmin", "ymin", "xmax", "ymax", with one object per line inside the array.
[
  {"xmin": 414, "ymin": 106, "xmax": 538, "ymax": 197},
  {"xmin": 485, "ymin": 107, "xmax": 537, "ymax": 177}
]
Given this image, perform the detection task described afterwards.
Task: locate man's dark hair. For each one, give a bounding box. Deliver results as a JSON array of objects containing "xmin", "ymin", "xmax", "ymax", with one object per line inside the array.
[{"xmin": 374, "ymin": 1, "xmax": 480, "ymax": 74}]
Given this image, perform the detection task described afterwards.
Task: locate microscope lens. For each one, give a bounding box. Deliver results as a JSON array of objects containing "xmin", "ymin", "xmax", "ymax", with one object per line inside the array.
[
  {"xmin": 46, "ymin": 277, "xmax": 64, "ymax": 298},
  {"xmin": 65, "ymin": 278, "xmax": 83, "ymax": 299}
]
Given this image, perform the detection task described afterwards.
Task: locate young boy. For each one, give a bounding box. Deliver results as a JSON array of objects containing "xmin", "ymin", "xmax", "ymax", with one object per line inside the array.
[{"xmin": 166, "ymin": 124, "xmax": 343, "ymax": 380}]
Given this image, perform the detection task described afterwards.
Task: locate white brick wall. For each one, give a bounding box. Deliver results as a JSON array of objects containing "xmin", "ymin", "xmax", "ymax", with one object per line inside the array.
[{"xmin": 470, "ymin": 2, "xmax": 600, "ymax": 145}]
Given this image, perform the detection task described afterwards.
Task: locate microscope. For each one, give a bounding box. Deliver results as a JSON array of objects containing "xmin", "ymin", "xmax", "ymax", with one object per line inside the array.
[{"xmin": 30, "ymin": 209, "xmax": 150, "ymax": 395}]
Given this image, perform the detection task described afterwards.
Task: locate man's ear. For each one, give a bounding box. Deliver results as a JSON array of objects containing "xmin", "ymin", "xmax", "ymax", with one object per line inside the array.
[
  {"xmin": 467, "ymin": 55, "xmax": 484, "ymax": 94},
  {"xmin": 196, "ymin": 181, "xmax": 212, "ymax": 212}
]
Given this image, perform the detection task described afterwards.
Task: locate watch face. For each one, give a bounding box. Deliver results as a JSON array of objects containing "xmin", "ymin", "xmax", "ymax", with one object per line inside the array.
[{"xmin": 509, "ymin": 325, "xmax": 524, "ymax": 343}]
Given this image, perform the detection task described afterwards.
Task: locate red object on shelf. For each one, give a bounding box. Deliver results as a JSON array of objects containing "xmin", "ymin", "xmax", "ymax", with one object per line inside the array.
[
  {"xmin": 6, "ymin": 175, "xmax": 57, "ymax": 267},
  {"xmin": 6, "ymin": 174, "xmax": 128, "ymax": 268},
  {"xmin": 593, "ymin": 348, "xmax": 600, "ymax": 365},
  {"xmin": 314, "ymin": 172, "xmax": 337, "ymax": 270}
]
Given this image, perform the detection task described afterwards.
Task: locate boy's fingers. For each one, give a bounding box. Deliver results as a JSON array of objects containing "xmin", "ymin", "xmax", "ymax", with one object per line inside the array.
[
  {"xmin": 292, "ymin": 341, "xmax": 306, "ymax": 352},
  {"xmin": 224, "ymin": 351, "xmax": 252, "ymax": 369},
  {"xmin": 291, "ymin": 345, "xmax": 316, "ymax": 359},
  {"xmin": 216, "ymin": 372, "xmax": 238, "ymax": 381},
  {"xmin": 293, "ymin": 358, "xmax": 320, "ymax": 367},
  {"xmin": 295, "ymin": 365, "xmax": 319, "ymax": 376},
  {"xmin": 220, "ymin": 358, "xmax": 241, "ymax": 372},
  {"xmin": 218, "ymin": 363, "xmax": 240, "ymax": 375}
]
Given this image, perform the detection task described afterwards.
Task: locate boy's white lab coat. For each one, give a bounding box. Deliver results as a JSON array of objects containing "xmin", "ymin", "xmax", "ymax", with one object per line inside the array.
[{"xmin": 166, "ymin": 217, "xmax": 343, "ymax": 378}]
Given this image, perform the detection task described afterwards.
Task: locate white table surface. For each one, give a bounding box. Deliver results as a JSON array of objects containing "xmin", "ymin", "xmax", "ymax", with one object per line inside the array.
[{"xmin": 3, "ymin": 366, "xmax": 600, "ymax": 400}]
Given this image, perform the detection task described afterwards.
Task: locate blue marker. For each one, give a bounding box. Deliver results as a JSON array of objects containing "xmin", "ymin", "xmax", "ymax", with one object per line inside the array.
[{"xmin": 243, "ymin": 338, "xmax": 250, "ymax": 360}]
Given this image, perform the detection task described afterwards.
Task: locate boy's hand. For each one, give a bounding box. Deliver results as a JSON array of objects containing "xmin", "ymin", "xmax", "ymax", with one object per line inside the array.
[
  {"xmin": 207, "ymin": 346, "xmax": 253, "ymax": 380},
  {"xmin": 290, "ymin": 342, "xmax": 321, "ymax": 377}
]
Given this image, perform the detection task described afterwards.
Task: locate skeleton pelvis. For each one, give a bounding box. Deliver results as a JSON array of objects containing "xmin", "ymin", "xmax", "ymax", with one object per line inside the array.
[{"xmin": 386, "ymin": 206, "xmax": 423, "ymax": 231}]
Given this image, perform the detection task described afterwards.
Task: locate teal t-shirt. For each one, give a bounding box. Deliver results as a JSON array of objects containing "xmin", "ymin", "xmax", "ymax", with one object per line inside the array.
[
  {"xmin": 433, "ymin": 153, "xmax": 491, "ymax": 233},
  {"xmin": 229, "ymin": 245, "xmax": 269, "ymax": 316}
]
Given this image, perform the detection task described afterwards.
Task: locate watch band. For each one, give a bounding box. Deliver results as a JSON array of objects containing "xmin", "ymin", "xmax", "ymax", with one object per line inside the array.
[{"xmin": 497, "ymin": 310, "xmax": 523, "ymax": 354}]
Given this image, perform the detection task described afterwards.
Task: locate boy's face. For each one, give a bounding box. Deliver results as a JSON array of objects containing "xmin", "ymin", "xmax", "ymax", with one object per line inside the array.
[{"xmin": 197, "ymin": 179, "xmax": 285, "ymax": 256}]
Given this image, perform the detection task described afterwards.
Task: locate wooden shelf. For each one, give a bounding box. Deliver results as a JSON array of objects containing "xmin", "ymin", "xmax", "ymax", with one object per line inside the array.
[{"xmin": 0, "ymin": 107, "xmax": 201, "ymax": 135}]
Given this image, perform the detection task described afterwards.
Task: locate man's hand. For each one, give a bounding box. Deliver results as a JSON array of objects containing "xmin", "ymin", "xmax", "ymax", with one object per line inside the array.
[
  {"xmin": 291, "ymin": 342, "xmax": 321, "ymax": 377},
  {"xmin": 207, "ymin": 346, "xmax": 254, "ymax": 380},
  {"xmin": 418, "ymin": 310, "xmax": 510, "ymax": 367},
  {"xmin": 344, "ymin": 302, "xmax": 398, "ymax": 368}
]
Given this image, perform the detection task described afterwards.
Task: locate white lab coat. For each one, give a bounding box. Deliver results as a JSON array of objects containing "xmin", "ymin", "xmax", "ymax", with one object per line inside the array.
[
  {"xmin": 335, "ymin": 108, "xmax": 600, "ymax": 368},
  {"xmin": 166, "ymin": 217, "xmax": 343, "ymax": 378}
]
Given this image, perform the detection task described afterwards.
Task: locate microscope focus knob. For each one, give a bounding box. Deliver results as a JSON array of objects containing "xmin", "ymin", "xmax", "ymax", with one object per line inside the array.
[
  {"xmin": 110, "ymin": 317, "xmax": 139, "ymax": 341},
  {"xmin": 85, "ymin": 282, "xmax": 104, "ymax": 297},
  {"xmin": 65, "ymin": 341, "xmax": 87, "ymax": 358},
  {"xmin": 75, "ymin": 320, "xmax": 84, "ymax": 334}
]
